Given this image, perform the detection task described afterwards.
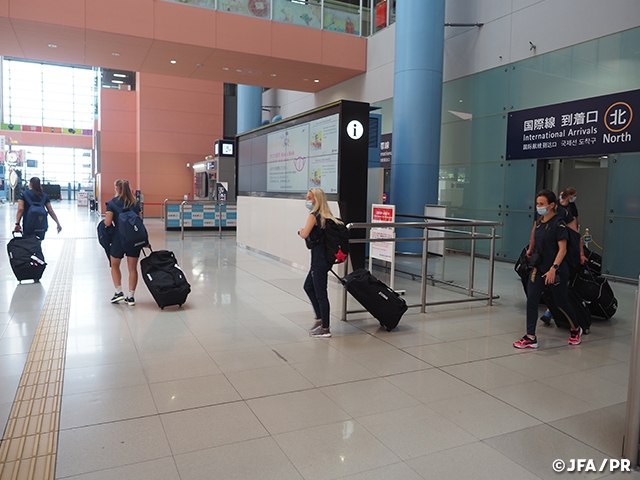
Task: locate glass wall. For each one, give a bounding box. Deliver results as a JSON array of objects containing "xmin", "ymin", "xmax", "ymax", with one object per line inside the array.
[
  {"xmin": 437, "ymin": 26, "xmax": 640, "ymax": 277},
  {"xmin": 2, "ymin": 59, "xmax": 97, "ymax": 131},
  {"xmin": 1, "ymin": 59, "xmax": 97, "ymax": 198}
]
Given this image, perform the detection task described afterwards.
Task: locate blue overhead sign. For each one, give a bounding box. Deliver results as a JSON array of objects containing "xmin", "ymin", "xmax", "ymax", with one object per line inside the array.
[{"xmin": 506, "ymin": 89, "xmax": 639, "ymax": 160}]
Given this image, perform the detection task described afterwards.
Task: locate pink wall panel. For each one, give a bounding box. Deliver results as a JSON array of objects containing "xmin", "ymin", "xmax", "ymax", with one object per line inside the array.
[
  {"xmin": 99, "ymin": 151, "xmax": 136, "ymax": 176},
  {"xmin": 139, "ymin": 87, "xmax": 223, "ymax": 114},
  {"xmin": 9, "ymin": 0, "xmax": 85, "ymax": 27},
  {"xmin": 85, "ymin": 0, "xmax": 154, "ymax": 37},
  {"xmin": 101, "ymin": 90, "xmax": 137, "ymax": 112},
  {"xmin": 139, "ymin": 109, "xmax": 220, "ymax": 136},
  {"xmin": 216, "ymin": 12, "xmax": 272, "ymax": 56},
  {"xmin": 139, "ymin": 130, "xmax": 220, "ymax": 156},
  {"xmin": 321, "ymin": 31, "xmax": 366, "ymax": 70},
  {"xmin": 272, "ymin": 23, "xmax": 322, "ymax": 63},
  {"xmin": 100, "ymin": 113, "xmax": 137, "ymax": 134},
  {"xmin": 154, "ymin": 1, "xmax": 216, "ymax": 48},
  {"xmin": 0, "ymin": 0, "xmax": 9, "ymax": 18},
  {"xmin": 140, "ymin": 74, "xmax": 224, "ymax": 94},
  {"xmin": 100, "ymin": 131, "xmax": 137, "ymax": 154}
]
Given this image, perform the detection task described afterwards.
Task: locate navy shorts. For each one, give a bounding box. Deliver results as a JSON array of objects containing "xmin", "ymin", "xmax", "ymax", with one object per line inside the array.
[{"xmin": 110, "ymin": 236, "xmax": 143, "ymax": 259}]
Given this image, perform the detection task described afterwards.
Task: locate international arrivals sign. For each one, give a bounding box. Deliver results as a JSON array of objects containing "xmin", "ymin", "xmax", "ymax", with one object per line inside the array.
[{"xmin": 506, "ymin": 89, "xmax": 639, "ymax": 160}]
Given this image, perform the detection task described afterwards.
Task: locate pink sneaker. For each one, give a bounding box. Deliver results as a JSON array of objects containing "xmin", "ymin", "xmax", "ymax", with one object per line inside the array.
[
  {"xmin": 568, "ymin": 327, "xmax": 582, "ymax": 345},
  {"xmin": 514, "ymin": 335, "xmax": 538, "ymax": 349}
]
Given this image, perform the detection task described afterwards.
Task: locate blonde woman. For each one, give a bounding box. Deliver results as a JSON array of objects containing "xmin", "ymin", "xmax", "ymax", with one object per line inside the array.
[
  {"xmin": 104, "ymin": 179, "xmax": 143, "ymax": 306},
  {"xmin": 298, "ymin": 188, "xmax": 342, "ymax": 338}
]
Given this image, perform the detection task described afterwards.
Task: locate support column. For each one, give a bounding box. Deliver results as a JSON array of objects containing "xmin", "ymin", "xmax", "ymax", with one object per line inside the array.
[
  {"xmin": 391, "ymin": 0, "xmax": 445, "ymax": 249},
  {"xmin": 237, "ymin": 84, "xmax": 263, "ymax": 134}
]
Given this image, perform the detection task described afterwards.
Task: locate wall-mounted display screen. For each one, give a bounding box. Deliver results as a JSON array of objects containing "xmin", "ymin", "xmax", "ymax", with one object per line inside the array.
[{"xmin": 238, "ymin": 105, "xmax": 341, "ymax": 198}]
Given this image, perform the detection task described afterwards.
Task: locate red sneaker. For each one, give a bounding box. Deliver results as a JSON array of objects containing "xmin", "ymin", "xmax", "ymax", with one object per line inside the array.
[{"xmin": 513, "ymin": 335, "xmax": 538, "ymax": 349}]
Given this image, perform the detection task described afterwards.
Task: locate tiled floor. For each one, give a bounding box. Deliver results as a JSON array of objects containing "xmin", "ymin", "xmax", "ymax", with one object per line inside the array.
[{"xmin": 1, "ymin": 200, "xmax": 639, "ymax": 479}]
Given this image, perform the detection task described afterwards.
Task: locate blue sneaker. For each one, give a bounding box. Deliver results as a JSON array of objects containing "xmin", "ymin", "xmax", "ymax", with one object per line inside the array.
[
  {"xmin": 540, "ymin": 310, "xmax": 552, "ymax": 326},
  {"xmin": 110, "ymin": 292, "xmax": 124, "ymax": 304},
  {"xmin": 124, "ymin": 297, "xmax": 135, "ymax": 306}
]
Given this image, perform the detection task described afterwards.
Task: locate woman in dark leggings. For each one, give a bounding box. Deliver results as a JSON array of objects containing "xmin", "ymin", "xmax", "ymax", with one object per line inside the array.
[
  {"xmin": 298, "ymin": 188, "xmax": 342, "ymax": 338},
  {"xmin": 514, "ymin": 189, "xmax": 582, "ymax": 349}
]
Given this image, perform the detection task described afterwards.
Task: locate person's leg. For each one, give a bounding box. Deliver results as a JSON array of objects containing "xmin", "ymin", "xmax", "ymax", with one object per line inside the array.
[
  {"xmin": 515, "ymin": 269, "xmax": 544, "ymax": 348},
  {"xmin": 110, "ymin": 256, "xmax": 124, "ymax": 303},
  {"xmin": 127, "ymin": 256, "xmax": 139, "ymax": 292},
  {"xmin": 304, "ymin": 269, "xmax": 322, "ymax": 320},
  {"xmin": 110, "ymin": 257, "xmax": 122, "ymax": 288},
  {"xmin": 312, "ymin": 264, "xmax": 330, "ymax": 329},
  {"xmin": 550, "ymin": 273, "xmax": 582, "ymax": 345},
  {"xmin": 525, "ymin": 270, "xmax": 545, "ymax": 337}
]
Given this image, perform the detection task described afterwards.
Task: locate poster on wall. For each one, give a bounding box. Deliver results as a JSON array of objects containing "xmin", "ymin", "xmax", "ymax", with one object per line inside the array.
[
  {"xmin": 161, "ymin": 0, "xmax": 216, "ymax": 10},
  {"xmin": 267, "ymin": 124, "xmax": 309, "ymax": 192}
]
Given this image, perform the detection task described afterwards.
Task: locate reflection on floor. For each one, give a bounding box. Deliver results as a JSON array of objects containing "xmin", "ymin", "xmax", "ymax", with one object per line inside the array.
[{"xmin": 0, "ymin": 200, "xmax": 639, "ymax": 479}]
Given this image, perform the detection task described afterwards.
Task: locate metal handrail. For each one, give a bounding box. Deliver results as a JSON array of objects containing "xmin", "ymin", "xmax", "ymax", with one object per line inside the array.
[
  {"xmin": 341, "ymin": 218, "xmax": 501, "ymax": 321},
  {"xmin": 623, "ymin": 275, "xmax": 640, "ymax": 466}
]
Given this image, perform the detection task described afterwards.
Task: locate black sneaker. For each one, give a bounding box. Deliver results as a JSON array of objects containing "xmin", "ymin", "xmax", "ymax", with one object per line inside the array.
[{"xmin": 124, "ymin": 297, "xmax": 135, "ymax": 306}]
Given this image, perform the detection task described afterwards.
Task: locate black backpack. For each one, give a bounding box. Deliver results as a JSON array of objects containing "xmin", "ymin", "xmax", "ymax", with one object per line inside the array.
[
  {"xmin": 323, "ymin": 218, "xmax": 350, "ymax": 264},
  {"xmin": 23, "ymin": 192, "xmax": 48, "ymax": 236}
]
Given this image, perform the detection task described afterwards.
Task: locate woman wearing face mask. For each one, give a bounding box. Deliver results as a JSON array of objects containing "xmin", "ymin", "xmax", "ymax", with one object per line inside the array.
[
  {"xmin": 514, "ymin": 189, "xmax": 582, "ymax": 349},
  {"xmin": 298, "ymin": 188, "xmax": 342, "ymax": 338}
]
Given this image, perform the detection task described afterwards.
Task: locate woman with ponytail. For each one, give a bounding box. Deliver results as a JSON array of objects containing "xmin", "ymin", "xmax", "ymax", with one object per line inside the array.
[{"xmin": 104, "ymin": 179, "xmax": 144, "ymax": 306}]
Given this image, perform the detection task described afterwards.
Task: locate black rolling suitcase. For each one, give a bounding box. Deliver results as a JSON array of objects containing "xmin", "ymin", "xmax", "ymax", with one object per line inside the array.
[
  {"xmin": 140, "ymin": 249, "xmax": 191, "ymax": 309},
  {"xmin": 337, "ymin": 268, "xmax": 407, "ymax": 331},
  {"xmin": 7, "ymin": 233, "xmax": 47, "ymax": 282},
  {"xmin": 542, "ymin": 287, "xmax": 591, "ymax": 334}
]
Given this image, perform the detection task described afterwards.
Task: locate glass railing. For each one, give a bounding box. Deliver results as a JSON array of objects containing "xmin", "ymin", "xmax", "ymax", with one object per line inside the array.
[{"xmin": 161, "ymin": 0, "xmax": 395, "ymax": 37}]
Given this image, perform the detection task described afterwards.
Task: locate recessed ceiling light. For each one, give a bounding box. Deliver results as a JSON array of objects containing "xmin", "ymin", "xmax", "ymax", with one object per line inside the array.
[
  {"xmin": 314, "ymin": 79, "xmax": 320, "ymax": 83},
  {"xmin": 111, "ymin": 80, "xmax": 124, "ymax": 84},
  {"xmin": 303, "ymin": 78, "xmax": 309, "ymax": 81},
  {"xmin": 236, "ymin": 69, "xmax": 242, "ymax": 73},
  {"xmin": 170, "ymin": 60, "xmax": 177, "ymax": 64},
  {"xmin": 196, "ymin": 63, "xmax": 204, "ymax": 67},
  {"xmin": 270, "ymin": 73, "xmax": 277, "ymax": 77},
  {"xmin": 222, "ymin": 67, "xmax": 229, "ymax": 71},
  {"xmin": 48, "ymin": 44, "xmax": 57, "ymax": 48},
  {"xmin": 113, "ymin": 73, "xmax": 127, "ymax": 78},
  {"xmin": 112, "ymin": 52, "xmax": 120, "ymax": 56}
]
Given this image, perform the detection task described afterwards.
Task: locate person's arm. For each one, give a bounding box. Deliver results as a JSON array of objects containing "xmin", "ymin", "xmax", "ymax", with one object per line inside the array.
[
  {"xmin": 14, "ymin": 200, "xmax": 24, "ymax": 231},
  {"xmin": 298, "ymin": 214, "xmax": 317, "ymax": 239},
  {"xmin": 104, "ymin": 211, "xmax": 114, "ymax": 227},
  {"xmin": 526, "ymin": 223, "xmax": 536, "ymax": 257},
  {"xmin": 45, "ymin": 203, "xmax": 62, "ymax": 232},
  {"xmin": 542, "ymin": 239, "xmax": 567, "ymax": 285}
]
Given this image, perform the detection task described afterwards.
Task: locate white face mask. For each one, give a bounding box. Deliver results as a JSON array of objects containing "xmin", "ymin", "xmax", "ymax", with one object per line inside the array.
[
  {"xmin": 537, "ymin": 206, "xmax": 548, "ymax": 216},
  {"xmin": 305, "ymin": 201, "xmax": 313, "ymax": 210}
]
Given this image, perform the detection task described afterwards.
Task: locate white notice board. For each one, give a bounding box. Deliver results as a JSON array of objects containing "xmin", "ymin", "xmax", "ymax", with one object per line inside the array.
[
  {"xmin": 424, "ymin": 204, "xmax": 447, "ymax": 256},
  {"xmin": 77, "ymin": 190, "xmax": 88, "ymax": 207},
  {"xmin": 369, "ymin": 204, "xmax": 397, "ymax": 289}
]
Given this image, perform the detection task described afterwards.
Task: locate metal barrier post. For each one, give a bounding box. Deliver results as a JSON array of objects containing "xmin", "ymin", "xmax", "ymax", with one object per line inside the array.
[
  {"xmin": 488, "ymin": 226, "xmax": 496, "ymax": 306},
  {"xmin": 420, "ymin": 226, "xmax": 428, "ymax": 314},
  {"xmin": 623, "ymin": 276, "xmax": 640, "ymax": 466},
  {"xmin": 468, "ymin": 226, "xmax": 476, "ymax": 297},
  {"xmin": 180, "ymin": 201, "xmax": 186, "ymax": 240}
]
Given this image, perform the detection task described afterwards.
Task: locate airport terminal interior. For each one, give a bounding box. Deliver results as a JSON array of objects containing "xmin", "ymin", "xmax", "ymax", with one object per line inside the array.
[{"xmin": 1, "ymin": 201, "xmax": 639, "ymax": 479}]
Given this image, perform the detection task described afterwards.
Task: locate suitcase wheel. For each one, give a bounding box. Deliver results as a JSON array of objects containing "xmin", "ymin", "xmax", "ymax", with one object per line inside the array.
[{"xmin": 583, "ymin": 327, "xmax": 590, "ymax": 335}]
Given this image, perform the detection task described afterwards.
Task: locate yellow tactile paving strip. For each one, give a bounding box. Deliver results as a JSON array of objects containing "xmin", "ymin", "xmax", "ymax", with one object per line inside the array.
[{"xmin": 0, "ymin": 239, "xmax": 75, "ymax": 480}]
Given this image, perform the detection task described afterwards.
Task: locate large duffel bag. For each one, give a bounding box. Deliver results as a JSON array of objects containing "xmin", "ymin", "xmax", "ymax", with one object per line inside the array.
[
  {"xmin": 7, "ymin": 232, "xmax": 46, "ymax": 282},
  {"xmin": 140, "ymin": 248, "xmax": 191, "ymax": 309},
  {"xmin": 573, "ymin": 269, "xmax": 618, "ymax": 319},
  {"xmin": 337, "ymin": 268, "xmax": 407, "ymax": 332},
  {"xmin": 582, "ymin": 246, "xmax": 603, "ymax": 276},
  {"xmin": 542, "ymin": 287, "xmax": 592, "ymax": 334}
]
